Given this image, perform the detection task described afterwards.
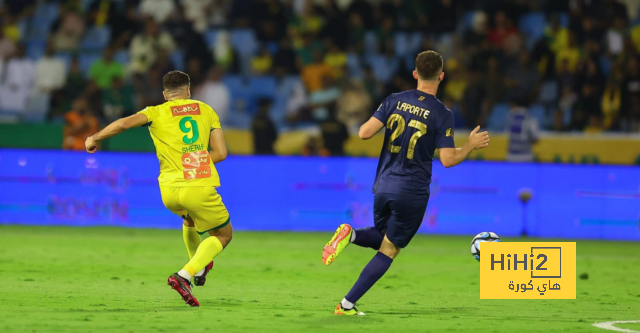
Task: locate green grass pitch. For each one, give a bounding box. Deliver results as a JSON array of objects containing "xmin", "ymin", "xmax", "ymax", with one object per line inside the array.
[{"xmin": 0, "ymin": 225, "xmax": 639, "ymax": 332}]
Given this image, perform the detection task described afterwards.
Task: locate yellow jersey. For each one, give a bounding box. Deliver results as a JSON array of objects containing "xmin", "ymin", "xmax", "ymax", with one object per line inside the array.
[{"xmin": 138, "ymin": 99, "xmax": 221, "ymax": 187}]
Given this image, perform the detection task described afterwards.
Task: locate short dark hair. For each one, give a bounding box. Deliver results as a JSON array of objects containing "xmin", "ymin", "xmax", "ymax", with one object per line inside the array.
[
  {"xmin": 415, "ymin": 50, "xmax": 444, "ymax": 81},
  {"xmin": 162, "ymin": 71, "xmax": 190, "ymax": 91}
]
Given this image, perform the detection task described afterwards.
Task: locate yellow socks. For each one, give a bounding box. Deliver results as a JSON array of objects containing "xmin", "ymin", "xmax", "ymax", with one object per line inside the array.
[
  {"xmin": 182, "ymin": 236, "xmax": 224, "ymax": 277},
  {"xmin": 182, "ymin": 225, "xmax": 201, "ymax": 259}
]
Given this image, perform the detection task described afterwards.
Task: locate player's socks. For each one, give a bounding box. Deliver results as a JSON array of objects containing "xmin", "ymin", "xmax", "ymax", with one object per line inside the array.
[
  {"xmin": 182, "ymin": 224, "xmax": 201, "ymax": 259},
  {"xmin": 343, "ymin": 252, "xmax": 393, "ymax": 305},
  {"xmin": 351, "ymin": 227, "xmax": 384, "ymax": 250},
  {"xmin": 182, "ymin": 236, "xmax": 224, "ymax": 278},
  {"xmin": 178, "ymin": 269, "xmax": 192, "ymax": 281}
]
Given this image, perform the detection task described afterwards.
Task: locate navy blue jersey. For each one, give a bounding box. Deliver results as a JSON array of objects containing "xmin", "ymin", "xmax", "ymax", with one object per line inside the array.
[{"xmin": 372, "ymin": 89, "xmax": 455, "ymax": 195}]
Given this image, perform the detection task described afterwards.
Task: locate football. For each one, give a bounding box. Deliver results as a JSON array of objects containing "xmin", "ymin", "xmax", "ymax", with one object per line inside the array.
[{"xmin": 470, "ymin": 231, "xmax": 501, "ymax": 261}]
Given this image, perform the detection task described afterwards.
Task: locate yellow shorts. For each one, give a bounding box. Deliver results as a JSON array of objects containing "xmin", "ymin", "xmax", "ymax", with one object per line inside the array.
[{"xmin": 159, "ymin": 186, "xmax": 230, "ymax": 235}]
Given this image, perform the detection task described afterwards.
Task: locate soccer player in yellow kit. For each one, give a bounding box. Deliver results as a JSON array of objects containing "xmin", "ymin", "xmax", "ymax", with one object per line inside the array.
[{"xmin": 84, "ymin": 71, "xmax": 232, "ymax": 307}]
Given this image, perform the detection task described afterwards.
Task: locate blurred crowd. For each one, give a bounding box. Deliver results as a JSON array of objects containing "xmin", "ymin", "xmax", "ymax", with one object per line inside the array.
[{"xmin": 0, "ymin": 0, "xmax": 639, "ymax": 153}]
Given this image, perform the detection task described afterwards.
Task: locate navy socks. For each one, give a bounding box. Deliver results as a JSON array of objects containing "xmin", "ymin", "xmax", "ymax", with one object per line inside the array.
[
  {"xmin": 344, "ymin": 252, "xmax": 393, "ymax": 304},
  {"xmin": 352, "ymin": 227, "xmax": 384, "ymax": 250}
]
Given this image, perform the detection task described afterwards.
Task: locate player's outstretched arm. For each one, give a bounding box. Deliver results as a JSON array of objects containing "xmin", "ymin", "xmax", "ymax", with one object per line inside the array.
[
  {"xmin": 438, "ymin": 126, "xmax": 489, "ymax": 168},
  {"xmin": 85, "ymin": 113, "xmax": 149, "ymax": 153},
  {"xmin": 359, "ymin": 117, "xmax": 384, "ymax": 140},
  {"xmin": 209, "ymin": 128, "xmax": 227, "ymax": 164}
]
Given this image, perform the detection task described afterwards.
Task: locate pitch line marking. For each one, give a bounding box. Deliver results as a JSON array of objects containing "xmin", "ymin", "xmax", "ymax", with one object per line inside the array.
[{"xmin": 593, "ymin": 320, "xmax": 640, "ymax": 332}]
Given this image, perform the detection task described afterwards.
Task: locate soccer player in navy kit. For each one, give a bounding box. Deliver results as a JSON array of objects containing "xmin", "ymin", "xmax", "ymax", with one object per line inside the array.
[{"xmin": 322, "ymin": 51, "xmax": 490, "ymax": 315}]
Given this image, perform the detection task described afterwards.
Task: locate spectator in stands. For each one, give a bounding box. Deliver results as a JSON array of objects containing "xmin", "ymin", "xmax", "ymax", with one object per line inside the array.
[
  {"xmin": 463, "ymin": 11, "xmax": 488, "ymax": 51},
  {"xmin": 137, "ymin": 68, "xmax": 165, "ymax": 108},
  {"xmin": 296, "ymin": 32, "xmax": 324, "ymax": 67},
  {"xmin": 50, "ymin": 4, "xmax": 85, "ymax": 52},
  {"xmin": 309, "ymin": 76, "xmax": 340, "ymax": 122},
  {"xmin": 0, "ymin": 45, "xmax": 34, "ymax": 112},
  {"xmin": 273, "ymin": 38, "xmax": 299, "ymax": 74},
  {"xmin": 363, "ymin": 65, "xmax": 383, "ymax": 106},
  {"xmin": 506, "ymin": 101, "xmax": 540, "ymax": 162},
  {"xmin": 319, "ymin": 108, "xmax": 349, "ymax": 157},
  {"xmin": 186, "ymin": 58, "xmax": 205, "ymax": 88},
  {"xmin": 482, "ymin": 56, "xmax": 505, "ymax": 114},
  {"xmin": 301, "ymin": 51, "xmax": 332, "ymax": 93},
  {"xmin": 209, "ymin": 0, "xmax": 231, "ymax": 27},
  {"xmin": 88, "ymin": 47, "xmax": 124, "ymax": 90},
  {"xmin": 346, "ymin": 13, "xmax": 365, "ymax": 54},
  {"xmin": 62, "ymin": 97, "xmax": 99, "ymax": 151},
  {"xmin": 110, "ymin": 3, "xmax": 142, "ymax": 49},
  {"xmin": 251, "ymin": 45, "xmax": 273, "ymax": 75},
  {"xmin": 87, "ymin": 0, "xmax": 118, "ymax": 27},
  {"xmin": 151, "ymin": 48, "xmax": 176, "ymax": 75},
  {"xmin": 182, "ymin": 0, "xmax": 214, "ymax": 33},
  {"xmin": 251, "ymin": 98, "xmax": 278, "ymax": 155},
  {"xmin": 462, "ymin": 71, "xmax": 485, "ymax": 127},
  {"xmin": 0, "ymin": 30, "xmax": 16, "ymax": 59},
  {"xmin": 336, "ymin": 79, "xmax": 371, "ymax": 135},
  {"xmin": 555, "ymin": 33, "xmax": 581, "ymax": 72},
  {"xmin": 602, "ymin": 74, "xmax": 622, "ymax": 130},
  {"xmin": 505, "ymin": 50, "xmax": 540, "ymax": 105},
  {"xmin": 33, "ymin": 42, "xmax": 66, "ymax": 94},
  {"xmin": 213, "ymin": 31, "xmax": 238, "ymax": 73},
  {"xmin": 139, "ymin": 0, "xmax": 175, "ymax": 24},
  {"xmin": 443, "ymin": 59, "xmax": 467, "ymax": 106},
  {"xmin": 557, "ymin": 84, "xmax": 578, "ymax": 130},
  {"xmin": 129, "ymin": 20, "xmax": 176, "ymax": 74},
  {"xmin": 195, "ymin": 67, "xmax": 230, "ymax": 125},
  {"xmin": 584, "ymin": 115, "xmax": 604, "ymax": 133},
  {"xmin": 103, "ymin": 77, "xmax": 136, "ymax": 123},
  {"xmin": 62, "ymin": 57, "xmax": 86, "ymax": 113},
  {"xmin": 487, "ymin": 11, "xmax": 517, "ymax": 49},
  {"xmin": 324, "ymin": 40, "xmax": 347, "ymax": 79},
  {"xmin": 606, "ymin": 16, "xmax": 626, "ymax": 56},
  {"xmin": 543, "ymin": 14, "xmax": 569, "ymax": 54},
  {"xmin": 1, "ymin": 15, "xmax": 21, "ymax": 43},
  {"xmin": 621, "ymin": 56, "xmax": 640, "ymax": 131}
]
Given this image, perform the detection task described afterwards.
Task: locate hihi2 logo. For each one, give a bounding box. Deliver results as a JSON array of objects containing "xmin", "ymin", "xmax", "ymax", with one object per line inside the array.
[{"xmin": 480, "ymin": 242, "xmax": 576, "ymax": 299}]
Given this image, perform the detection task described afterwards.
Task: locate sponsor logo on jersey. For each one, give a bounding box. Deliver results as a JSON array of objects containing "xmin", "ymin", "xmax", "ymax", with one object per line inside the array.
[{"xmin": 171, "ymin": 103, "xmax": 201, "ymax": 116}]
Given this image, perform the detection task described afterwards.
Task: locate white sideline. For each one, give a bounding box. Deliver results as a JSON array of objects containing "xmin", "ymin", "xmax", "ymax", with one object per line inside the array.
[{"xmin": 593, "ymin": 321, "xmax": 640, "ymax": 332}]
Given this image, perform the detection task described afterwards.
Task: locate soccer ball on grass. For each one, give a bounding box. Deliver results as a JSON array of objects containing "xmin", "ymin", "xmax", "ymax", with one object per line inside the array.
[{"xmin": 470, "ymin": 231, "xmax": 500, "ymax": 261}]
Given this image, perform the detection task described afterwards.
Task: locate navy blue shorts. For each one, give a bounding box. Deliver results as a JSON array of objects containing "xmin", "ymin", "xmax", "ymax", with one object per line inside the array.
[{"xmin": 373, "ymin": 192, "xmax": 430, "ymax": 248}]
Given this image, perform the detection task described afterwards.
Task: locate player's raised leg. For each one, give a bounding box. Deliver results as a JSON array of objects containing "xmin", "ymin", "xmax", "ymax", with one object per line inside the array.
[
  {"xmin": 335, "ymin": 235, "xmax": 400, "ymax": 315},
  {"xmin": 322, "ymin": 225, "xmax": 385, "ymax": 265}
]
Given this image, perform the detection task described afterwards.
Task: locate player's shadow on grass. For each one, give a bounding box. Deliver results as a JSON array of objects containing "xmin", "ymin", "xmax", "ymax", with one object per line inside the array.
[
  {"xmin": 63, "ymin": 306, "xmax": 195, "ymax": 313},
  {"xmin": 376, "ymin": 306, "xmax": 476, "ymax": 316}
]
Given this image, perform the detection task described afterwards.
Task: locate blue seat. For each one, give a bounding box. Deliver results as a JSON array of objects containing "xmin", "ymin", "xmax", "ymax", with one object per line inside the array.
[
  {"xmin": 366, "ymin": 54, "xmax": 398, "ymax": 82},
  {"xmin": 599, "ymin": 55, "xmax": 612, "ymax": 77},
  {"xmin": 528, "ymin": 104, "xmax": 546, "ymax": 129},
  {"xmin": 26, "ymin": 40, "xmax": 46, "ymax": 61},
  {"xmin": 80, "ymin": 26, "xmax": 111, "ymax": 51},
  {"xmin": 79, "ymin": 52, "xmax": 102, "ymax": 77},
  {"xmin": 458, "ymin": 11, "xmax": 475, "ymax": 33},
  {"xmin": 170, "ymin": 50, "xmax": 185, "ymax": 70},
  {"xmin": 204, "ymin": 29, "xmax": 219, "ymax": 47},
  {"xmin": 55, "ymin": 52, "xmax": 73, "ymax": 70},
  {"xmin": 394, "ymin": 32, "xmax": 409, "ymax": 57},
  {"xmin": 23, "ymin": 92, "xmax": 51, "ymax": 123},
  {"xmin": 114, "ymin": 49, "xmax": 130, "ymax": 65},
  {"xmin": 487, "ymin": 103, "xmax": 509, "ymax": 131},
  {"xmin": 230, "ymin": 29, "xmax": 258, "ymax": 58},
  {"xmin": 559, "ymin": 12, "xmax": 569, "ymax": 27},
  {"xmin": 249, "ymin": 76, "xmax": 277, "ymax": 99},
  {"xmin": 363, "ymin": 31, "xmax": 377, "ymax": 53},
  {"xmin": 519, "ymin": 12, "xmax": 546, "ymax": 49}
]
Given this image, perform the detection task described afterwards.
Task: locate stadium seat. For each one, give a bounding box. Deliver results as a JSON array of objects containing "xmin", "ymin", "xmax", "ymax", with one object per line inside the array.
[
  {"xmin": 79, "ymin": 52, "xmax": 102, "ymax": 77},
  {"xmin": 366, "ymin": 54, "xmax": 398, "ymax": 82},
  {"xmin": 230, "ymin": 29, "xmax": 258, "ymax": 58},
  {"xmin": 80, "ymin": 26, "xmax": 112, "ymax": 51},
  {"xmin": 528, "ymin": 104, "xmax": 546, "ymax": 129},
  {"xmin": 363, "ymin": 31, "xmax": 378, "ymax": 53},
  {"xmin": 346, "ymin": 54, "xmax": 363, "ymax": 78},
  {"xmin": 249, "ymin": 76, "xmax": 277, "ymax": 99},
  {"xmin": 22, "ymin": 93, "xmax": 51, "ymax": 123},
  {"xmin": 55, "ymin": 52, "xmax": 73, "ymax": 71},
  {"xmin": 599, "ymin": 55, "xmax": 612, "ymax": 77},
  {"xmin": 27, "ymin": 2, "xmax": 59, "ymax": 42},
  {"xmin": 170, "ymin": 50, "xmax": 185, "ymax": 71},
  {"xmin": 394, "ymin": 32, "xmax": 410, "ymax": 57},
  {"xmin": 487, "ymin": 103, "xmax": 509, "ymax": 131},
  {"xmin": 26, "ymin": 40, "xmax": 46, "ymax": 61},
  {"xmin": 204, "ymin": 29, "xmax": 219, "ymax": 47},
  {"xmin": 114, "ymin": 49, "xmax": 130, "ymax": 65},
  {"xmin": 559, "ymin": 12, "xmax": 569, "ymax": 27},
  {"xmin": 457, "ymin": 11, "xmax": 476, "ymax": 33},
  {"xmin": 519, "ymin": 12, "xmax": 546, "ymax": 49},
  {"xmin": 265, "ymin": 41, "xmax": 278, "ymax": 55}
]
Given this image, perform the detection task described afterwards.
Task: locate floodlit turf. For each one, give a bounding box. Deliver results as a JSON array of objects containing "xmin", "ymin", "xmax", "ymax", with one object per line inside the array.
[{"xmin": 0, "ymin": 225, "xmax": 639, "ymax": 333}]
